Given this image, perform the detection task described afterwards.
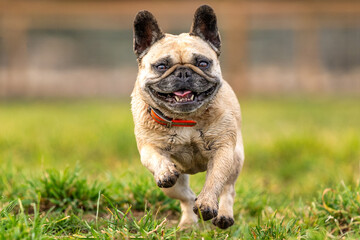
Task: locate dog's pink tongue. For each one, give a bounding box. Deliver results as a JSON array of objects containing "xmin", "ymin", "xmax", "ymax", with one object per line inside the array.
[{"xmin": 173, "ymin": 90, "xmax": 192, "ymax": 97}]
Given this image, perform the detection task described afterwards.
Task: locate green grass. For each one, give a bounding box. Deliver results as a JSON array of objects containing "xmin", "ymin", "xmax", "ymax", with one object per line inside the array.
[{"xmin": 0, "ymin": 98, "xmax": 359, "ymax": 239}]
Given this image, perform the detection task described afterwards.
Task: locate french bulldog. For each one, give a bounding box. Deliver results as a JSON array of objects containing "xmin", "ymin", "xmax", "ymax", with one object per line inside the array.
[{"xmin": 131, "ymin": 5, "xmax": 244, "ymax": 229}]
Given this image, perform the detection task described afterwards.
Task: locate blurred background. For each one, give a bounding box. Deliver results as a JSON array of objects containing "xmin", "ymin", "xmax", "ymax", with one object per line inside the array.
[
  {"xmin": 1, "ymin": 0, "xmax": 360, "ymax": 98},
  {"xmin": 1, "ymin": 2, "xmax": 360, "ymax": 236}
]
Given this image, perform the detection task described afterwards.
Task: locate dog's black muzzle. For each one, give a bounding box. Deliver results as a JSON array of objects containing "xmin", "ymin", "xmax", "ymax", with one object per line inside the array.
[{"xmin": 146, "ymin": 66, "xmax": 221, "ymax": 113}]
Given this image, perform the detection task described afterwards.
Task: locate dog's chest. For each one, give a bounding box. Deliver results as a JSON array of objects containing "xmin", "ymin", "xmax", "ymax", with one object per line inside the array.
[{"xmin": 162, "ymin": 128, "xmax": 214, "ymax": 174}]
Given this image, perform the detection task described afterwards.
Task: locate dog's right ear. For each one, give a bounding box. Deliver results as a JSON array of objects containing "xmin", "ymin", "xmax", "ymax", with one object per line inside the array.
[{"xmin": 133, "ymin": 10, "xmax": 164, "ymax": 58}]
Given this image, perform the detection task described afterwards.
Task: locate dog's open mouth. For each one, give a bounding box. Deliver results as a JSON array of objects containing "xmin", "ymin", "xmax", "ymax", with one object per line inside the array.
[{"xmin": 149, "ymin": 86, "xmax": 217, "ymax": 104}]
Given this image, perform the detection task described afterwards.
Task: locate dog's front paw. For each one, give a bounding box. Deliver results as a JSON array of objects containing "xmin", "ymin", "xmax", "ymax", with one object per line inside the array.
[
  {"xmin": 155, "ymin": 163, "xmax": 180, "ymax": 188},
  {"xmin": 193, "ymin": 195, "xmax": 218, "ymax": 221},
  {"xmin": 212, "ymin": 215, "xmax": 234, "ymax": 229}
]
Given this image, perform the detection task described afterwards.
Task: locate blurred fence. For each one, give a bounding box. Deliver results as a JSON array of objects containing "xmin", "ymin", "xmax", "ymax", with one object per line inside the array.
[{"xmin": 0, "ymin": 0, "xmax": 360, "ymax": 98}]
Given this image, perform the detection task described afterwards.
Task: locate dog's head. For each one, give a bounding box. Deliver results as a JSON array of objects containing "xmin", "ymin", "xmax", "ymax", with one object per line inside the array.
[{"xmin": 133, "ymin": 5, "xmax": 222, "ymax": 115}]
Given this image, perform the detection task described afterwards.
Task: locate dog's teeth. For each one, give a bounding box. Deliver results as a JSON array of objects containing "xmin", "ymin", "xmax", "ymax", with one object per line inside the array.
[
  {"xmin": 190, "ymin": 95, "xmax": 194, "ymax": 100},
  {"xmin": 175, "ymin": 96, "xmax": 180, "ymax": 102}
]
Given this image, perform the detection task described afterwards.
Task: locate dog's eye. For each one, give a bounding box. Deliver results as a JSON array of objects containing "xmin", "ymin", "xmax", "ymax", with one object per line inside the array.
[
  {"xmin": 156, "ymin": 64, "xmax": 167, "ymax": 71},
  {"xmin": 198, "ymin": 61, "xmax": 209, "ymax": 69}
]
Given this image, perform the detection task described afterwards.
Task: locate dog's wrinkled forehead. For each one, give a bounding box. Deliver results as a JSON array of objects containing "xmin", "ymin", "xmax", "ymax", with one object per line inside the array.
[{"xmin": 141, "ymin": 33, "xmax": 218, "ymax": 67}]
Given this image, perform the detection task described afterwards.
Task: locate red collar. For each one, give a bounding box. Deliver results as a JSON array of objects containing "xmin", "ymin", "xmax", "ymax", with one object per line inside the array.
[{"xmin": 148, "ymin": 106, "xmax": 197, "ymax": 128}]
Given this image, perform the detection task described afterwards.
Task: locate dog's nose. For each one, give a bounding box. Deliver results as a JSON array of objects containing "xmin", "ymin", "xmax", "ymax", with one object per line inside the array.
[{"xmin": 174, "ymin": 67, "xmax": 192, "ymax": 81}]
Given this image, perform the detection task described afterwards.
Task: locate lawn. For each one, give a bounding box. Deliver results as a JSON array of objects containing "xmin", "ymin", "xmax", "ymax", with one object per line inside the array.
[{"xmin": 0, "ymin": 98, "xmax": 359, "ymax": 239}]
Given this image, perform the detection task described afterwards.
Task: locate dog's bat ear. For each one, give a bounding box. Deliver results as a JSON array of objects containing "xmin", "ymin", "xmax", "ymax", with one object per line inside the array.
[
  {"xmin": 190, "ymin": 5, "xmax": 221, "ymax": 55},
  {"xmin": 133, "ymin": 10, "xmax": 164, "ymax": 58}
]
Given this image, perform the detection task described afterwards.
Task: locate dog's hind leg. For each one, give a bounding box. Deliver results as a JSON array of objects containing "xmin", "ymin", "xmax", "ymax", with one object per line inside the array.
[
  {"xmin": 161, "ymin": 174, "xmax": 198, "ymax": 229},
  {"xmin": 212, "ymin": 144, "xmax": 244, "ymax": 229},
  {"xmin": 211, "ymin": 178, "xmax": 236, "ymax": 229}
]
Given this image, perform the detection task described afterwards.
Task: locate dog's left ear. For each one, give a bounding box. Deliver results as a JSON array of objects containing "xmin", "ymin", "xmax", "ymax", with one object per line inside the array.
[
  {"xmin": 133, "ymin": 10, "xmax": 164, "ymax": 58},
  {"xmin": 190, "ymin": 5, "xmax": 221, "ymax": 55}
]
